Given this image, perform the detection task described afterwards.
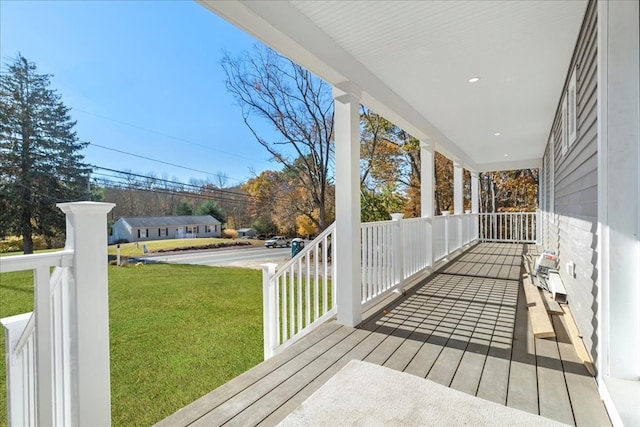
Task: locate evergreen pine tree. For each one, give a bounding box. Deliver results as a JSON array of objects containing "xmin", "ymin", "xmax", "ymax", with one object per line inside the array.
[{"xmin": 0, "ymin": 54, "xmax": 91, "ymax": 253}]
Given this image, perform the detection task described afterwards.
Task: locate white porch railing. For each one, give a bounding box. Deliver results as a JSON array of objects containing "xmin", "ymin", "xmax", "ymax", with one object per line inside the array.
[
  {"xmin": 0, "ymin": 202, "xmax": 114, "ymax": 427},
  {"xmin": 478, "ymin": 212, "xmax": 538, "ymax": 243},
  {"xmin": 262, "ymin": 212, "xmax": 481, "ymax": 359},
  {"xmin": 401, "ymin": 217, "xmax": 432, "ymax": 281},
  {"xmin": 261, "ymin": 224, "xmax": 337, "ymax": 359},
  {"xmin": 431, "ymin": 213, "xmax": 478, "ymax": 263},
  {"xmin": 360, "ymin": 219, "xmax": 397, "ymax": 305}
]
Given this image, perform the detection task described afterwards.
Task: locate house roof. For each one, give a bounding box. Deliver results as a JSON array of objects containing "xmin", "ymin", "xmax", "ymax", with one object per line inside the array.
[
  {"xmin": 199, "ymin": 0, "xmax": 588, "ymax": 171},
  {"xmin": 119, "ymin": 216, "xmax": 221, "ymax": 228}
]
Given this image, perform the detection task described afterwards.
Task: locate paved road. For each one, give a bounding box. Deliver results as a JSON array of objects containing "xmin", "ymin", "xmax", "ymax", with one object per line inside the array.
[{"xmin": 141, "ymin": 245, "xmax": 293, "ymax": 268}]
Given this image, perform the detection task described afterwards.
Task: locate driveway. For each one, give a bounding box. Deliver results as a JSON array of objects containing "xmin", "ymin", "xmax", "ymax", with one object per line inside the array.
[{"xmin": 141, "ymin": 245, "xmax": 293, "ymax": 269}]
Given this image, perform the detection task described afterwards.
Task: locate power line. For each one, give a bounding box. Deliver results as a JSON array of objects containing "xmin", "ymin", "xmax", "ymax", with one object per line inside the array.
[
  {"xmin": 72, "ymin": 107, "xmax": 266, "ymax": 163},
  {"xmin": 90, "ymin": 165, "xmax": 256, "ymax": 201},
  {"xmin": 89, "ymin": 165, "xmax": 306, "ymax": 208},
  {"xmin": 89, "ymin": 167, "xmax": 263, "ymax": 207},
  {"xmin": 94, "ymin": 179, "xmax": 257, "ymax": 208},
  {"xmin": 88, "ymin": 142, "xmax": 249, "ymax": 184},
  {"xmin": 91, "ymin": 176, "xmax": 248, "ymax": 203}
]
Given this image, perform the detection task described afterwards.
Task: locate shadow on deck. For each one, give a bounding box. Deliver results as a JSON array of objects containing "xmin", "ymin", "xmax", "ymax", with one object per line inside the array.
[{"xmin": 155, "ymin": 243, "xmax": 610, "ymax": 427}]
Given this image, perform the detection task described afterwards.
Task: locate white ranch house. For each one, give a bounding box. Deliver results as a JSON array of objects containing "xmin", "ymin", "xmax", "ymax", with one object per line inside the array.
[
  {"xmin": 111, "ymin": 215, "xmax": 222, "ymax": 242},
  {"xmin": 0, "ymin": 1, "xmax": 638, "ymax": 426}
]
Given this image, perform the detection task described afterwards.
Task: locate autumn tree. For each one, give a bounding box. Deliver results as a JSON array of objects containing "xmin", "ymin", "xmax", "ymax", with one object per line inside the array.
[
  {"xmin": 222, "ymin": 45, "xmax": 334, "ymax": 231},
  {"xmin": 480, "ymin": 169, "xmax": 538, "ymax": 212},
  {"xmin": 244, "ymin": 167, "xmax": 334, "ymax": 236},
  {"xmin": 434, "ymin": 152, "xmax": 453, "ymax": 215},
  {"xmin": 0, "ymin": 55, "xmax": 91, "ymax": 253},
  {"xmin": 360, "ymin": 108, "xmax": 421, "ymax": 221},
  {"xmin": 244, "ymin": 169, "xmax": 294, "ymax": 234}
]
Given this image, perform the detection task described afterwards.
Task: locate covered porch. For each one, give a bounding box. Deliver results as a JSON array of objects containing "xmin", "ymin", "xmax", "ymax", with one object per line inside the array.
[
  {"xmin": 156, "ymin": 243, "xmax": 610, "ymax": 426},
  {"xmin": 1, "ymin": 0, "xmax": 637, "ymax": 425}
]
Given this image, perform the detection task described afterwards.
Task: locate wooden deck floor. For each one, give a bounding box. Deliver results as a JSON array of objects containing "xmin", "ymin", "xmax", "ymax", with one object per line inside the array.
[{"xmin": 156, "ymin": 243, "xmax": 611, "ymax": 427}]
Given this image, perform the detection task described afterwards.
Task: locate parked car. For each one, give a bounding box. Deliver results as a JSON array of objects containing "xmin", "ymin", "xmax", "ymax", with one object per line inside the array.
[{"xmin": 264, "ymin": 236, "xmax": 291, "ymax": 248}]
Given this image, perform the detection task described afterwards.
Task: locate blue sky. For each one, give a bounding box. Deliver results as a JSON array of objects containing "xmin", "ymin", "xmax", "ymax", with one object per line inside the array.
[{"xmin": 1, "ymin": 0, "xmax": 280, "ymax": 186}]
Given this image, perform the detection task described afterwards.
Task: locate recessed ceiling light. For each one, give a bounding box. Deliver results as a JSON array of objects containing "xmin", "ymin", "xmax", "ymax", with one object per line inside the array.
[
  {"xmin": 494, "ymin": 132, "xmax": 501, "ymax": 136},
  {"xmin": 468, "ymin": 77, "xmax": 480, "ymax": 83},
  {"xmin": 504, "ymin": 154, "xmax": 509, "ymax": 157}
]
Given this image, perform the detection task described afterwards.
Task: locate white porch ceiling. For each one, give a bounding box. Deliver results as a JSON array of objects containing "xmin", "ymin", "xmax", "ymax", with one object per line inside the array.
[{"xmin": 199, "ymin": 0, "xmax": 588, "ymax": 172}]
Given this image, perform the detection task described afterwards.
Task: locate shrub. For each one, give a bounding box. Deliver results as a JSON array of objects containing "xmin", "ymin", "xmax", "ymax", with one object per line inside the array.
[
  {"xmin": 0, "ymin": 237, "xmax": 22, "ymax": 253},
  {"xmin": 0, "ymin": 235, "xmax": 65, "ymax": 253},
  {"xmin": 222, "ymin": 228, "xmax": 238, "ymax": 239}
]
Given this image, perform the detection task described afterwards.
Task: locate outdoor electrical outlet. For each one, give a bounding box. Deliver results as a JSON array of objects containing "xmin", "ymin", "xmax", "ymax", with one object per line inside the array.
[{"xmin": 566, "ymin": 261, "xmax": 575, "ymax": 278}]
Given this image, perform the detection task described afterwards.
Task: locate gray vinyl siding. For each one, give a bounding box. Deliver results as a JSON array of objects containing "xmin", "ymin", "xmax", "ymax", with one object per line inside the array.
[{"xmin": 545, "ymin": 0, "xmax": 598, "ymax": 362}]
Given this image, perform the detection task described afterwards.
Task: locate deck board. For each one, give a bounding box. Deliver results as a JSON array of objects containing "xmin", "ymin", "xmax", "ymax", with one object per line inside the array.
[
  {"xmin": 506, "ymin": 276, "xmax": 539, "ymax": 415},
  {"xmin": 552, "ymin": 315, "xmax": 612, "ymax": 427},
  {"xmin": 189, "ymin": 326, "xmax": 353, "ymax": 426},
  {"xmin": 156, "ymin": 243, "xmax": 611, "ymax": 427},
  {"xmin": 536, "ymin": 325, "xmax": 576, "ymax": 425},
  {"xmin": 221, "ymin": 328, "xmax": 367, "ymax": 426}
]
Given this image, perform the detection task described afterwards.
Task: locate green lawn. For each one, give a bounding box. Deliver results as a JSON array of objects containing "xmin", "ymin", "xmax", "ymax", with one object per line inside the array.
[{"xmin": 0, "ymin": 263, "xmax": 264, "ymax": 427}]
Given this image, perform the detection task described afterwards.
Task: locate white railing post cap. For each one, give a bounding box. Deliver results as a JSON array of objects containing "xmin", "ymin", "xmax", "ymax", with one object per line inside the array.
[
  {"xmin": 261, "ymin": 263, "xmax": 277, "ymax": 274},
  {"xmin": 57, "ymin": 201, "xmax": 115, "ymax": 215}
]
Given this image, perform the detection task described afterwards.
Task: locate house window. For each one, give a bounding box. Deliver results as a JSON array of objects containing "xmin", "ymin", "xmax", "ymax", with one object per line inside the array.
[
  {"xmin": 561, "ymin": 97, "xmax": 568, "ymax": 156},
  {"xmin": 567, "ymin": 67, "xmax": 577, "ymax": 145},
  {"xmin": 196, "ymin": 225, "xmax": 200, "ymax": 234},
  {"xmin": 205, "ymin": 225, "xmax": 212, "ymax": 233}
]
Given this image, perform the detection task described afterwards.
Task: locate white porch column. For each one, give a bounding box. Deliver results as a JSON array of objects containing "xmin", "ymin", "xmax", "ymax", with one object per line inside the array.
[
  {"xmin": 333, "ymin": 84, "xmax": 362, "ymax": 327},
  {"xmin": 597, "ymin": 1, "xmax": 639, "ymax": 425},
  {"xmin": 420, "ymin": 141, "xmax": 434, "ymax": 269},
  {"xmin": 57, "ymin": 201, "xmax": 115, "ymax": 427},
  {"xmin": 453, "ymin": 162, "xmax": 463, "ymax": 215},
  {"xmin": 471, "ymin": 172, "xmax": 479, "ymax": 214}
]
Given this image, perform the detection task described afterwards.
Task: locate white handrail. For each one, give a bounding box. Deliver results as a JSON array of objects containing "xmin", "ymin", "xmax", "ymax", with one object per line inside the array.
[
  {"xmin": 262, "ymin": 223, "xmax": 337, "ymax": 359},
  {"xmin": 0, "ymin": 249, "xmax": 73, "ymax": 273}
]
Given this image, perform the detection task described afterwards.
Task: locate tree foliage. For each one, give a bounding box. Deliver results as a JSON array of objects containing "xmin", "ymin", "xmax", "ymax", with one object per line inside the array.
[
  {"xmin": 222, "ymin": 45, "xmax": 334, "ymax": 231},
  {"xmin": 195, "ymin": 200, "xmax": 223, "ymax": 222},
  {"xmin": 243, "ymin": 168, "xmax": 335, "ymax": 236},
  {"xmin": 358, "ymin": 108, "xmax": 538, "ymax": 216},
  {"xmin": 434, "ymin": 152, "xmax": 453, "ymax": 215},
  {"xmin": 0, "ymin": 54, "xmax": 91, "ymax": 252},
  {"xmin": 360, "ymin": 108, "xmax": 421, "ymax": 221},
  {"xmin": 480, "ymin": 169, "xmax": 538, "ymax": 212}
]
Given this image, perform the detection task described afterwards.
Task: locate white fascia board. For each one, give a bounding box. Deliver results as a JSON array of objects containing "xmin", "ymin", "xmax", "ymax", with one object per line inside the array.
[
  {"xmin": 198, "ymin": 0, "xmax": 478, "ymax": 172},
  {"xmin": 478, "ymin": 158, "xmax": 542, "ymax": 173}
]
